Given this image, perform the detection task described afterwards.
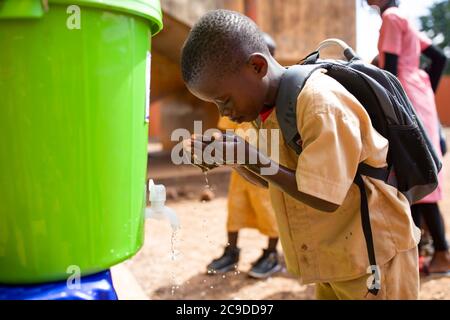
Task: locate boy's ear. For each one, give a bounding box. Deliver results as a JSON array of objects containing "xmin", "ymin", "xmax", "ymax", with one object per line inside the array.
[{"xmin": 247, "ymin": 53, "xmax": 268, "ymax": 78}]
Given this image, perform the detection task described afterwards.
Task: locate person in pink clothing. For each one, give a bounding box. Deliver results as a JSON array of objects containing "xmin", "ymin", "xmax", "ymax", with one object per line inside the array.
[{"xmin": 367, "ymin": 0, "xmax": 450, "ymax": 276}]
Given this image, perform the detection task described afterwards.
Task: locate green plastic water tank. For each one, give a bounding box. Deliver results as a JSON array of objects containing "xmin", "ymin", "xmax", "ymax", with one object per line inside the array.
[{"xmin": 0, "ymin": 0, "xmax": 162, "ymax": 284}]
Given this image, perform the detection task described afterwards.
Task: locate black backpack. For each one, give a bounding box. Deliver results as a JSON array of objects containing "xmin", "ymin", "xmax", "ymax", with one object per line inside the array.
[{"xmin": 275, "ymin": 39, "xmax": 442, "ymax": 295}]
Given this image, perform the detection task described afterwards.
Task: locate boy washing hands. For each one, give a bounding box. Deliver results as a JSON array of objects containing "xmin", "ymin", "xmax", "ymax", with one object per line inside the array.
[{"xmin": 181, "ymin": 10, "xmax": 420, "ymax": 299}]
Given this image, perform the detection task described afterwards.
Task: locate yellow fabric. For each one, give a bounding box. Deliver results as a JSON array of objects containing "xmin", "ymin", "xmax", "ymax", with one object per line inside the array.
[
  {"xmin": 315, "ymin": 247, "xmax": 419, "ymax": 300},
  {"xmin": 227, "ymin": 171, "xmax": 279, "ymax": 237},
  {"xmin": 218, "ymin": 117, "xmax": 278, "ymax": 237},
  {"xmin": 217, "ymin": 116, "xmax": 239, "ymax": 131},
  {"xmin": 261, "ymin": 70, "xmax": 420, "ymax": 284}
]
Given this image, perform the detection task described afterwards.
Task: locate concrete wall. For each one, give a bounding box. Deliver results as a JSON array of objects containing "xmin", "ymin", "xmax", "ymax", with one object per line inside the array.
[
  {"xmin": 160, "ymin": 0, "xmax": 356, "ymax": 63},
  {"xmin": 257, "ymin": 0, "xmax": 356, "ymax": 63},
  {"xmin": 161, "ymin": 0, "xmax": 244, "ymax": 25}
]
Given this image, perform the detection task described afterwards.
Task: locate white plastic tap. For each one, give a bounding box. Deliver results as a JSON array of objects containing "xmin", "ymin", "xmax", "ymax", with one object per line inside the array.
[{"xmin": 145, "ymin": 180, "xmax": 180, "ymax": 231}]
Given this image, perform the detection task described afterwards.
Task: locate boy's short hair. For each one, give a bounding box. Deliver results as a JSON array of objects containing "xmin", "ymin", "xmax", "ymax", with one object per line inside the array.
[{"xmin": 181, "ymin": 9, "xmax": 270, "ymax": 85}]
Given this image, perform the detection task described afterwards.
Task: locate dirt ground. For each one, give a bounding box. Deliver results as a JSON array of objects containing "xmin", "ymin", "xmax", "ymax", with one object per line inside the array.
[{"xmin": 127, "ymin": 132, "xmax": 450, "ymax": 300}]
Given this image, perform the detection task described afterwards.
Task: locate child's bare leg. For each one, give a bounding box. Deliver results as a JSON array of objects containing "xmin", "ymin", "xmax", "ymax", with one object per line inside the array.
[
  {"xmin": 227, "ymin": 231, "xmax": 239, "ymax": 249},
  {"xmin": 267, "ymin": 237, "xmax": 278, "ymax": 252}
]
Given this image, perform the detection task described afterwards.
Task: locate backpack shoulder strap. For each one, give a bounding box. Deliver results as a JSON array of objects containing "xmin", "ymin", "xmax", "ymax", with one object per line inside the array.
[{"xmin": 275, "ymin": 64, "xmax": 323, "ymax": 155}]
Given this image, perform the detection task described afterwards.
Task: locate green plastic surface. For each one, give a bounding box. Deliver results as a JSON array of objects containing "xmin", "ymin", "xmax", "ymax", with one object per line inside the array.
[{"xmin": 0, "ymin": 0, "xmax": 162, "ymax": 283}]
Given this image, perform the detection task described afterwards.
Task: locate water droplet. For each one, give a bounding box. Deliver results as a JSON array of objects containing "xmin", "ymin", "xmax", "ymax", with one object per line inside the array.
[
  {"xmin": 170, "ymin": 230, "xmax": 180, "ymax": 261},
  {"xmin": 203, "ymin": 171, "xmax": 210, "ymax": 190},
  {"xmin": 169, "ymin": 230, "xmax": 182, "ymax": 297}
]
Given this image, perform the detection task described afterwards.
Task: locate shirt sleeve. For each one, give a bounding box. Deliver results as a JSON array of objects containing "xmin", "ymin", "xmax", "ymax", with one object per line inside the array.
[
  {"xmin": 379, "ymin": 12, "xmax": 404, "ymax": 56},
  {"xmin": 295, "ymin": 88, "xmax": 363, "ymax": 206}
]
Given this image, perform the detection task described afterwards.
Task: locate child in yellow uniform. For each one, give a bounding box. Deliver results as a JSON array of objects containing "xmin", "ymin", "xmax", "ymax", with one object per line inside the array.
[
  {"xmin": 181, "ymin": 10, "xmax": 420, "ymax": 299},
  {"xmin": 207, "ymin": 116, "xmax": 280, "ymax": 278}
]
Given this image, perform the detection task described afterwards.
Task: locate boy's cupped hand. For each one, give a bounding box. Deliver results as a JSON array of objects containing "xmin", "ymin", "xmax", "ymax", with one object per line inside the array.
[{"xmin": 182, "ymin": 132, "xmax": 260, "ymax": 171}]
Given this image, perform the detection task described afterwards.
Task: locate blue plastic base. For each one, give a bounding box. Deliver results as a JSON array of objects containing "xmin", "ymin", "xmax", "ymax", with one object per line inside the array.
[{"xmin": 0, "ymin": 270, "xmax": 118, "ymax": 300}]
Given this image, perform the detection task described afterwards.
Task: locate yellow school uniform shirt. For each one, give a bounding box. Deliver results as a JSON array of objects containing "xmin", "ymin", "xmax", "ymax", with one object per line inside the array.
[
  {"xmin": 218, "ymin": 117, "xmax": 278, "ymax": 237},
  {"xmin": 261, "ymin": 69, "xmax": 420, "ymax": 284}
]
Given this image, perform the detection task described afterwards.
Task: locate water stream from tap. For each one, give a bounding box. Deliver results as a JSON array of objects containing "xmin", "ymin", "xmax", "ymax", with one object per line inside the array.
[
  {"xmin": 203, "ymin": 171, "xmax": 210, "ymax": 190},
  {"xmin": 170, "ymin": 228, "xmax": 180, "ymax": 296}
]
